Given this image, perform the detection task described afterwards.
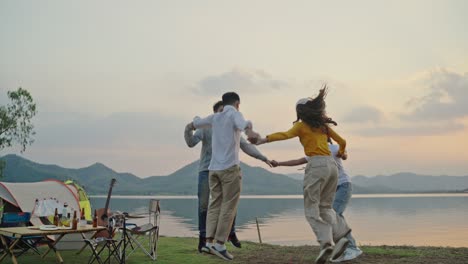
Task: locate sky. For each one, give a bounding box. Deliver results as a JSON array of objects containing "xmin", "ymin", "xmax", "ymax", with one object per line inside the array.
[{"xmin": 1, "ymin": 0, "xmax": 468, "ymax": 178}]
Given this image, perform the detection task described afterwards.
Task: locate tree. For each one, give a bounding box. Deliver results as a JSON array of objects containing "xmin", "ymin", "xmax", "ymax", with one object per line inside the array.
[{"xmin": 0, "ymin": 87, "xmax": 37, "ymax": 176}]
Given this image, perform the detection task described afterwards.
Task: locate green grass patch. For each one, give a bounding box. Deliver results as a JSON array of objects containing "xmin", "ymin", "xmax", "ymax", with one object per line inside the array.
[{"xmin": 2, "ymin": 236, "xmax": 468, "ymax": 264}]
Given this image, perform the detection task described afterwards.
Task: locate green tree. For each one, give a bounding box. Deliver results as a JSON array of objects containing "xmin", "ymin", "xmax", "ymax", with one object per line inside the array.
[{"xmin": 0, "ymin": 87, "xmax": 37, "ymax": 176}]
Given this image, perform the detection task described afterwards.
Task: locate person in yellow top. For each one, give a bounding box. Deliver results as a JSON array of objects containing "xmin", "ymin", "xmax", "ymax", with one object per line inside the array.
[{"xmin": 252, "ymin": 86, "xmax": 352, "ymax": 264}]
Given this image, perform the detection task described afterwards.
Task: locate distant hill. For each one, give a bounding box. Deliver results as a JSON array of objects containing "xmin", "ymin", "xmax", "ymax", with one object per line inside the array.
[
  {"xmin": 1, "ymin": 154, "xmax": 467, "ymax": 195},
  {"xmin": 0, "ymin": 154, "xmax": 301, "ymax": 195},
  {"xmin": 352, "ymin": 173, "xmax": 468, "ymax": 193}
]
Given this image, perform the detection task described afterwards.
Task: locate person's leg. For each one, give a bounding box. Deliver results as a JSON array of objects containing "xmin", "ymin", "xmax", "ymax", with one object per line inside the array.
[
  {"xmin": 230, "ymin": 215, "xmax": 236, "ymax": 236},
  {"xmin": 198, "ymin": 171, "xmax": 210, "ymax": 237},
  {"xmin": 214, "ymin": 165, "xmax": 242, "ymax": 244},
  {"xmin": 206, "ymin": 171, "xmax": 222, "ymax": 243},
  {"xmin": 303, "ymin": 158, "xmax": 335, "ymax": 264},
  {"xmin": 208, "ymin": 165, "xmax": 241, "ymax": 261},
  {"xmin": 303, "ymin": 159, "xmax": 333, "ymax": 248},
  {"xmin": 197, "ymin": 170, "xmax": 210, "ymax": 252},
  {"xmin": 228, "ymin": 214, "xmax": 241, "ymax": 248},
  {"xmin": 333, "ymin": 182, "xmax": 358, "ymax": 250},
  {"xmin": 319, "ymin": 159, "xmax": 350, "ymax": 261}
]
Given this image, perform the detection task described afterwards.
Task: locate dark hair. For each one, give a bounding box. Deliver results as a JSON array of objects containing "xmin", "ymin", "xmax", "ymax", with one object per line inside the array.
[
  {"xmin": 294, "ymin": 84, "xmax": 337, "ymax": 133},
  {"xmin": 213, "ymin": 101, "xmax": 223, "ymax": 112},
  {"xmin": 222, "ymin": 92, "xmax": 240, "ymax": 106}
]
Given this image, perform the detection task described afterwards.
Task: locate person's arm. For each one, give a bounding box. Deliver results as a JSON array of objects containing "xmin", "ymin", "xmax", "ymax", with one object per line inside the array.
[
  {"xmin": 328, "ymin": 127, "xmax": 346, "ymax": 157},
  {"xmin": 240, "ymin": 137, "xmax": 270, "ymax": 163},
  {"xmin": 254, "ymin": 123, "xmax": 301, "ymax": 145},
  {"xmin": 341, "ymin": 150, "xmax": 348, "ymax": 160},
  {"xmin": 184, "ymin": 124, "xmax": 203, "ymax": 148},
  {"xmin": 192, "ymin": 114, "xmax": 214, "ymax": 129},
  {"xmin": 271, "ymin": 157, "xmax": 307, "ymax": 167},
  {"xmin": 232, "ymin": 111, "xmax": 260, "ymax": 140}
]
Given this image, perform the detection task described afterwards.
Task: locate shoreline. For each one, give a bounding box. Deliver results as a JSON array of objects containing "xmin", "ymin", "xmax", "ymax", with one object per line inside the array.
[{"xmin": 89, "ymin": 193, "xmax": 468, "ymax": 199}]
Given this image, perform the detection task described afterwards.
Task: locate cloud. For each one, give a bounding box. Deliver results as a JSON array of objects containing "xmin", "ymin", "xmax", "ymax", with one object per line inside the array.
[
  {"xmin": 352, "ymin": 120, "xmax": 465, "ymax": 137},
  {"xmin": 347, "ymin": 69, "xmax": 468, "ymax": 137},
  {"xmin": 342, "ymin": 105, "xmax": 385, "ymax": 124},
  {"xmin": 401, "ymin": 69, "xmax": 468, "ymax": 121},
  {"xmin": 32, "ymin": 111, "xmax": 187, "ymax": 149},
  {"xmin": 192, "ymin": 68, "xmax": 288, "ymax": 96}
]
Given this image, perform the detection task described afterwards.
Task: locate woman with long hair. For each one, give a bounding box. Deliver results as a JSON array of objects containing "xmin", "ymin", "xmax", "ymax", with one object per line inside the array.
[{"xmin": 253, "ymin": 85, "xmax": 352, "ymax": 264}]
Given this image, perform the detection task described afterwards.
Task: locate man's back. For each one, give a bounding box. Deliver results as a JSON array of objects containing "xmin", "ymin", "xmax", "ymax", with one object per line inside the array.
[{"xmin": 209, "ymin": 105, "xmax": 247, "ymax": 171}]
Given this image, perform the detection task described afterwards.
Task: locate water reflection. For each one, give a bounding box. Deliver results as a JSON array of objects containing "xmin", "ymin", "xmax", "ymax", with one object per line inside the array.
[{"xmin": 89, "ymin": 195, "xmax": 468, "ymax": 247}]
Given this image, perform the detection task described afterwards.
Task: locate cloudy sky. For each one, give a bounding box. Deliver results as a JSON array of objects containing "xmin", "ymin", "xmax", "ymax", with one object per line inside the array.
[{"xmin": 1, "ymin": 0, "xmax": 467, "ymax": 177}]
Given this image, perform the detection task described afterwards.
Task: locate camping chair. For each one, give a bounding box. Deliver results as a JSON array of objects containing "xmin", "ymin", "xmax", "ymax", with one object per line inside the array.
[
  {"xmin": 0, "ymin": 212, "xmax": 44, "ymax": 257},
  {"xmin": 121, "ymin": 199, "xmax": 160, "ymax": 261},
  {"xmin": 83, "ymin": 215, "xmax": 125, "ymax": 264}
]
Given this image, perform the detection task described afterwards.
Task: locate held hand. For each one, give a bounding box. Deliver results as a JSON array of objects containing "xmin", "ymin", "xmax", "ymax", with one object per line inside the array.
[
  {"xmin": 187, "ymin": 122, "xmax": 195, "ymax": 130},
  {"xmin": 264, "ymin": 160, "xmax": 273, "ymax": 168},
  {"xmin": 271, "ymin": 160, "xmax": 279, "ymax": 167},
  {"xmin": 336, "ymin": 151, "xmax": 348, "ymax": 160},
  {"xmin": 247, "ymin": 133, "xmax": 261, "ymax": 144},
  {"xmin": 341, "ymin": 152, "xmax": 348, "ymax": 160},
  {"xmin": 255, "ymin": 137, "xmax": 268, "ymax": 145}
]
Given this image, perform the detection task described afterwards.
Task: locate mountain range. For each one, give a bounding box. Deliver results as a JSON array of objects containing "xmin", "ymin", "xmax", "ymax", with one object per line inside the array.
[{"xmin": 1, "ymin": 154, "xmax": 467, "ymax": 195}]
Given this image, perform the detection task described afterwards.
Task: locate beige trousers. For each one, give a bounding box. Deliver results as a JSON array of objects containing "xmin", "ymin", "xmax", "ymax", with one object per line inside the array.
[
  {"xmin": 303, "ymin": 156, "xmax": 351, "ymax": 247},
  {"xmin": 206, "ymin": 165, "xmax": 242, "ymax": 242}
]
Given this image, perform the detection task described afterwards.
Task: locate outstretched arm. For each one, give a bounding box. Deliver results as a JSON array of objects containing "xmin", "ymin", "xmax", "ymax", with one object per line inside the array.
[
  {"xmin": 271, "ymin": 157, "xmax": 307, "ymax": 167},
  {"xmin": 184, "ymin": 123, "xmax": 203, "ymax": 148},
  {"xmin": 193, "ymin": 114, "xmax": 214, "ymax": 129},
  {"xmin": 240, "ymin": 137, "xmax": 272, "ymax": 167},
  {"xmin": 252, "ymin": 123, "xmax": 301, "ymax": 145}
]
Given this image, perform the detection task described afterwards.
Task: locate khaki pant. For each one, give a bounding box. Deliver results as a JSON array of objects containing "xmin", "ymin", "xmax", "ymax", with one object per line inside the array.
[
  {"xmin": 206, "ymin": 165, "xmax": 242, "ymax": 242},
  {"xmin": 303, "ymin": 156, "xmax": 351, "ymax": 247}
]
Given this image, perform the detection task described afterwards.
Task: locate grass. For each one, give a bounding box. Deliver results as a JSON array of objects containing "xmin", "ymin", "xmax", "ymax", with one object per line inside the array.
[{"xmin": 3, "ymin": 236, "xmax": 468, "ymax": 263}]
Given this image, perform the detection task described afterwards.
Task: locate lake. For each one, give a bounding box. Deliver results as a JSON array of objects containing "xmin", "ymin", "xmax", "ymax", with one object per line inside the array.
[{"xmin": 89, "ymin": 194, "xmax": 468, "ymax": 247}]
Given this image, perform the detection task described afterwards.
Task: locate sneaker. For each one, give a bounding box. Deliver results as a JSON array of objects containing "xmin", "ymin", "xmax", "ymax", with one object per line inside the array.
[
  {"xmin": 200, "ymin": 245, "xmax": 211, "ymax": 254},
  {"xmin": 330, "ymin": 237, "xmax": 349, "ymax": 261},
  {"xmin": 315, "ymin": 244, "xmax": 333, "ymax": 264},
  {"xmin": 210, "ymin": 246, "xmax": 233, "ymax": 261},
  {"xmin": 331, "ymin": 248, "xmax": 363, "ymax": 262},
  {"xmin": 228, "ymin": 233, "xmax": 242, "ymax": 248}
]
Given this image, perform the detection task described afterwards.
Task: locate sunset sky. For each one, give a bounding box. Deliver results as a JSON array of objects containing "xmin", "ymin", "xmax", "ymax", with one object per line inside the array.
[{"xmin": 1, "ymin": 0, "xmax": 467, "ymax": 177}]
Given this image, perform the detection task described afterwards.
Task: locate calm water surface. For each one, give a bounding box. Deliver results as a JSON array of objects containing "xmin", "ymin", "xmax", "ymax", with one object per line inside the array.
[{"xmin": 89, "ymin": 194, "xmax": 468, "ymax": 247}]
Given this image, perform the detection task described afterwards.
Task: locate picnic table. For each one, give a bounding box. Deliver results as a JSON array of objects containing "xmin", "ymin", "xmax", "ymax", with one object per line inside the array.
[{"xmin": 0, "ymin": 225, "xmax": 106, "ymax": 264}]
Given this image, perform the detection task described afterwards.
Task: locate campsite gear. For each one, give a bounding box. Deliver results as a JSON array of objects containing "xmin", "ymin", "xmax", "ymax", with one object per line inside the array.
[
  {"xmin": 0, "ymin": 225, "xmax": 106, "ymax": 264},
  {"xmin": 97, "ymin": 178, "xmax": 116, "ymax": 223},
  {"xmin": 78, "ymin": 207, "xmax": 86, "ymax": 227},
  {"xmin": 0, "ymin": 180, "xmax": 93, "ymax": 250},
  {"xmin": 0, "ymin": 180, "xmax": 83, "ymax": 226},
  {"xmin": 93, "ymin": 210, "xmax": 98, "ymax": 228},
  {"xmin": 0, "ymin": 212, "xmax": 45, "ymax": 258},
  {"xmin": 61, "ymin": 203, "xmax": 70, "ymax": 227},
  {"xmin": 53, "ymin": 208, "xmax": 59, "ymax": 226},
  {"xmin": 64, "ymin": 180, "xmax": 92, "ymax": 221},
  {"xmin": 95, "ymin": 179, "xmax": 116, "ymax": 238},
  {"xmin": 83, "ymin": 214, "xmax": 127, "ymax": 264},
  {"xmin": 72, "ymin": 211, "xmax": 78, "ymax": 230},
  {"xmin": 120, "ymin": 199, "xmax": 160, "ymax": 261}
]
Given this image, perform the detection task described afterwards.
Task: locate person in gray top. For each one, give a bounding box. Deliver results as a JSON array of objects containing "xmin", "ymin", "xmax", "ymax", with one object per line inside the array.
[{"xmin": 184, "ymin": 101, "xmax": 271, "ymax": 253}]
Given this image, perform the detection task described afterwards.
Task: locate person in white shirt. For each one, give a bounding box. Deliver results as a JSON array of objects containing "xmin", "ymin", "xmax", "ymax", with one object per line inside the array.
[
  {"xmin": 189, "ymin": 92, "xmax": 261, "ymax": 261},
  {"xmin": 185, "ymin": 101, "xmax": 270, "ymax": 253}
]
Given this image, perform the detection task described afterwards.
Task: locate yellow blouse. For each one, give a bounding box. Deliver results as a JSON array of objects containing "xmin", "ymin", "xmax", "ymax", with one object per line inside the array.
[{"xmin": 267, "ymin": 121, "xmax": 346, "ymax": 157}]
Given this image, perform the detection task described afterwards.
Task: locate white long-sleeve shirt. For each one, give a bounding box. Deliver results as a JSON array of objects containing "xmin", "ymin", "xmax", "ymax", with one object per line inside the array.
[{"xmin": 193, "ymin": 105, "xmax": 252, "ymax": 171}]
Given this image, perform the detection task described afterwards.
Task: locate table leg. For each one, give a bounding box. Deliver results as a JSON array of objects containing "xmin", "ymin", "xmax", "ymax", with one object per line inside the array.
[
  {"xmin": 0, "ymin": 235, "xmax": 20, "ymax": 264},
  {"xmin": 42, "ymin": 233, "xmax": 65, "ymax": 263}
]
